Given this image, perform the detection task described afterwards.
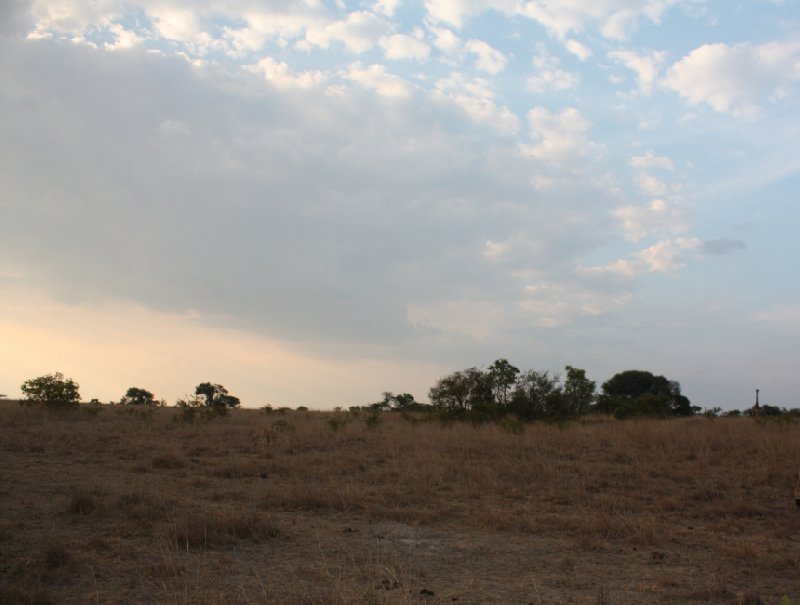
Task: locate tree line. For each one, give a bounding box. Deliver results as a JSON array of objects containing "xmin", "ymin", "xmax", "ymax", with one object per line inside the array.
[{"xmin": 15, "ymin": 364, "xmax": 795, "ymax": 421}]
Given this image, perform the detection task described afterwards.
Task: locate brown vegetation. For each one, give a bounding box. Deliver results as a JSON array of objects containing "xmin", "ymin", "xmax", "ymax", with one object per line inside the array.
[{"xmin": 1, "ymin": 402, "xmax": 799, "ymax": 604}]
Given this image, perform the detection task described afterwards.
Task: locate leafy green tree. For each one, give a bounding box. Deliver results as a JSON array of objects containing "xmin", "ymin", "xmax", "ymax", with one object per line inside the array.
[
  {"xmin": 20, "ymin": 372, "xmax": 80, "ymax": 409},
  {"xmin": 596, "ymin": 370, "xmax": 692, "ymax": 418},
  {"xmin": 119, "ymin": 387, "xmax": 157, "ymax": 406},
  {"xmin": 563, "ymin": 366, "xmax": 595, "ymax": 417}
]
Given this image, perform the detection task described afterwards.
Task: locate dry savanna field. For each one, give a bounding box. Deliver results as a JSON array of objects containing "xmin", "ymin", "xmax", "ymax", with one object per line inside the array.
[{"xmin": 1, "ymin": 402, "xmax": 799, "ymax": 605}]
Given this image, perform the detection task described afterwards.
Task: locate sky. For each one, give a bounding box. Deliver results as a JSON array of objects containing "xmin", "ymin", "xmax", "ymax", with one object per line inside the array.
[{"xmin": 1, "ymin": 0, "xmax": 799, "ymax": 410}]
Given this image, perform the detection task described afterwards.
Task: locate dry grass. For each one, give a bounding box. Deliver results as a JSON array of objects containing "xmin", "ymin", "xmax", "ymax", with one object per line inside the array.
[{"xmin": 0, "ymin": 402, "xmax": 799, "ymax": 604}]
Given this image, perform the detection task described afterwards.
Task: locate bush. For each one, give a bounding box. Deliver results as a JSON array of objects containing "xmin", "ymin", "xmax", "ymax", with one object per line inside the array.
[{"xmin": 20, "ymin": 373, "xmax": 80, "ymax": 409}]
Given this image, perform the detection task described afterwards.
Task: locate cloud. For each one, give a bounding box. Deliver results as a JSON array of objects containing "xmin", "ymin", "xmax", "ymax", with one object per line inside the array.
[
  {"xmin": 149, "ymin": 8, "xmax": 201, "ymax": 42},
  {"xmin": 344, "ymin": 62, "xmax": 413, "ymax": 97},
  {"xmin": 662, "ymin": 40, "xmax": 800, "ymax": 117},
  {"xmin": 373, "ymin": 0, "xmax": 404, "ymax": 17},
  {"xmin": 520, "ymin": 281, "xmax": 632, "ymax": 327},
  {"xmin": 609, "ymin": 49, "xmax": 667, "ymax": 95},
  {"xmin": 634, "ymin": 172, "xmax": 668, "ymax": 196},
  {"xmin": 379, "ymin": 32, "xmax": 431, "ymax": 61},
  {"xmin": 636, "ymin": 237, "xmax": 700, "ymax": 272},
  {"xmin": 527, "ymin": 45, "xmax": 580, "ymax": 93},
  {"xmin": 0, "ymin": 0, "xmax": 33, "ymax": 36},
  {"xmin": 700, "ymin": 238, "xmax": 746, "ymax": 255},
  {"xmin": 427, "ymin": 24, "xmax": 461, "ymax": 55},
  {"xmin": 423, "ymin": 0, "xmax": 684, "ymax": 39},
  {"xmin": 613, "ymin": 199, "xmax": 689, "ymax": 241},
  {"xmin": 423, "ymin": 0, "xmax": 480, "ymax": 29},
  {"xmin": 250, "ymin": 56, "xmax": 327, "ymax": 89},
  {"xmin": 303, "ymin": 10, "xmax": 389, "ymax": 53},
  {"xmin": 104, "ymin": 22, "xmax": 144, "ymax": 50},
  {"xmin": 520, "ymin": 107, "xmax": 597, "ymax": 163},
  {"xmin": 430, "ymin": 73, "xmax": 518, "ymax": 133},
  {"xmin": 629, "ymin": 149, "xmax": 674, "ymax": 171},
  {"xmin": 517, "ymin": 0, "xmax": 682, "ymax": 40},
  {"xmin": 581, "ymin": 236, "xmax": 700, "ymax": 277},
  {"xmin": 564, "ymin": 38, "xmax": 591, "ymax": 61},
  {"xmin": 465, "ymin": 38, "xmax": 506, "ymax": 74}
]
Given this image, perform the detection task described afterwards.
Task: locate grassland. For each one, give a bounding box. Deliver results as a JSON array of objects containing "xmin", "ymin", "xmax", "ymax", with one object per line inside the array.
[{"xmin": 1, "ymin": 402, "xmax": 799, "ymax": 604}]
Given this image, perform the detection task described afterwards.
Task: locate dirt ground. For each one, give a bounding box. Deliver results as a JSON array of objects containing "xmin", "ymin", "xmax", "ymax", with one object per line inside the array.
[{"xmin": 1, "ymin": 403, "xmax": 799, "ymax": 604}]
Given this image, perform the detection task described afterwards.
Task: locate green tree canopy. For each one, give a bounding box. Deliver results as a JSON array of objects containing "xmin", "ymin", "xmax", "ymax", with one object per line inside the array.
[
  {"xmin": 21, "ymin": 372, "xmax": 80, "ymax": 409},
  {"xmin": 596, "ymin": 370, "xmax": 693, "ymax": 418}
]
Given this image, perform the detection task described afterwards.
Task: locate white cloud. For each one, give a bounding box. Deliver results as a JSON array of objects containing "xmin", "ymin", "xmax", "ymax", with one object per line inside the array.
[
  {"xmin": 423, "ymin": 0, "xmax": 683, "ymax": 39},
  {"xmin": 250, "ymin": 56, "xmax": 327, "ymax": 89},
  {"xmin": 379, "ymin": 33, "xmax": 431, "ymax": 61},
  {"xmin": 564, "ymin": 38, "xmax": 592, "ymax": 60},
  {"xmin": 149, "ymin": 8, "xmax": 201, "ymax": 42},
  {"xmin": 465, "ymin": 38, "xmax": 507, "ymax": 74},
  {"xmin": 629, "ymin": 149, "xmax": 674, "ymax": 171},
  {"xmin": 580, "ymin": 236, "xmax": 700, "ymax": 278},
  {"xmin": 344, "ymin": 62, "xmax": 413, "ymax": 97},
  {"xmin": 527, "ymin": 46, "xmax": 580, "ymax": 93},
  {"xmin": 520, "ymin": 107, "xmax": 597, "ymax": 163},
  {"xmin": 662, "ymin": 40, "xmax": 800, "ymax": 117},
  {"xmin": 304, "ymin": 10, "xmax": 389, "ymax": 53},
  {"xmin": 28, "ymin": 0, "xmax": 123, "ymax": 36},
  {"xmin": 518, "ymin": 0, "xmax": 682, "ymax": 40},
  {"xmin": 234, "ymin": 8, "xmax": 328, "ymax": 49},
  {"xmin": 428, "ymin": 24, "xmax": 462, "ymax": 55},
  {"xmin": 636, "ymin": 236, "xmax": 700, "ymax": 272},
  {"xmin": 223, "ymin": 26, "xmax": 265, "ymax": 57},
  {"xmin": 634, "ymin": 172, "xmax": 668, "ymax": 196},
  {"xmin": 483, "ymin": 239, "xmax": 509, "ymax": 260},
  {"xmin": 373, "ymin": 0, "xmax": 404, "ymax": 17},
  {"xmin": 423, "ymin": 0, "xmax": 483, "ymax": 29},
  {"xmin": 609, "ymin": 49, "xmax": 667, "ymax": 95},
  {"xmin": 613, "ymin": 199, "xmax": 689, "ymax": 241},
  {"xmin": 104, "ymin": 22, "xmax": 144, "ymax": 50},
  {"xmin": 431, "ymin": 73, "xmax": 518, "ymax": 133}
]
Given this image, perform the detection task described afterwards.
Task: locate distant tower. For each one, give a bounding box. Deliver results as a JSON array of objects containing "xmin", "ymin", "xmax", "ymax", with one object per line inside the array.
[{"xmin": 753, "ymin": 389, "xmax": 760, "ymax": 415}]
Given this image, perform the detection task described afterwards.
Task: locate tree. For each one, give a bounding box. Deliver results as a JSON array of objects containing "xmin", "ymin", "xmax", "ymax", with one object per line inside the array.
[
  {"xmin": 377, "ymin": 392, "xmax": 426, "ymax": 411},
  {"xmin": 487, "ymin": 359, "xmax": 520, "ymax": 409},
  {"xmin": 21, "ymin": 372, "xmax": 80, "ymax": 409},
  {"xmin": 510, "ymin": 370, "xmax": 559, "ymax": 421},
  {"xmin": 195, "ymin": 383, "xmax": 240, "ymax": 409},
  {"xmin": 563, "ymin": 366, "xmax": 595, "ymax": 417},
  {"xmin": 429, "ymin": 367, "xmax": 492, "ymax": 417},
  {"xmin": 119, "ymin": 387, "xmax": 157, "ymax": 406},
  {"xmin": 596, "ymin": 370, "xmax": 693, "ymax": 418}
]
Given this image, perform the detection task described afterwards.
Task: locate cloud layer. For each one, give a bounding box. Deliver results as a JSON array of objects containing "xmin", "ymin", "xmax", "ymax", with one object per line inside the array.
[{"xmin": 2, "ymin": 0, "xmax": 800, "ymax": 408}]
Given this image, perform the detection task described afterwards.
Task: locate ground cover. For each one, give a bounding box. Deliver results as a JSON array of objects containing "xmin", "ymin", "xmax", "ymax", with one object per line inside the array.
[{"xmin": 1, "ymin": 403, "xmax": 798, "ymax": 604}]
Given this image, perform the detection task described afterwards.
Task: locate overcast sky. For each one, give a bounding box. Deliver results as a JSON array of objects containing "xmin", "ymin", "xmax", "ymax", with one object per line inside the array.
[{"xmin": 1, "ymin": 0, "xmax": 799, "ymax": 409}]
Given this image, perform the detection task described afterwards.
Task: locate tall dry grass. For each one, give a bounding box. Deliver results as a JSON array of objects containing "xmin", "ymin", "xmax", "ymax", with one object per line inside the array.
[{"xmin": 1, "ymin": 403, "xmax": 799, "ymax": 604}]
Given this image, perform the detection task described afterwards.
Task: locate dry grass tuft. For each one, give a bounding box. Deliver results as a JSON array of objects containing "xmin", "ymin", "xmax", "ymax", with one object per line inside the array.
[
  {"xmin": 66, "ymin": 491, "xmax": 98, "ymax": 516},
  {"xmin": 163, "ymin": 510, "xmax": 280, "ymax": 549}
]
